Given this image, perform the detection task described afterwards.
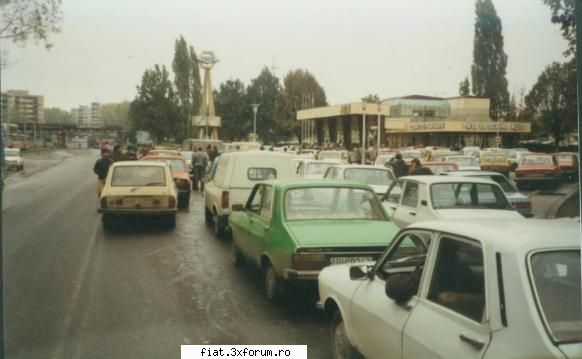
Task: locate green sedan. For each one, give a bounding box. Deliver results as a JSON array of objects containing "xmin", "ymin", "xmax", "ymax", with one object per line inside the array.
[{"xmin": 229, "ymin": 179, "xmax": 399, "ymax": 301}]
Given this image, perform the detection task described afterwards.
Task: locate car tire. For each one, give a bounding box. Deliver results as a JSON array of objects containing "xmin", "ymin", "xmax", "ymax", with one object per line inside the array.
[
  {"xmin": 232, "ymin": 243, "xmax": 244, "ymax": 267},
  {"xmin": 102, "ymin": 214, "xmax": 115, "ymax": 232},
  {"xmin": 331, "ymin": 310, "xmax": 359, "ymax": 359},
  {"xmin": 213, "ymin": 213, "xmax": 225, "ymax": 238},
  {"xmin": 166, "ymin": 214, "xmax": 176, "ymax": 229},
  {"xmin": 204, "ymin": 207, "xmax": 213, "ymax": 225},
  {"xmin": 264, "ymin": 262, "xmax": 284, "ymax": 302}
]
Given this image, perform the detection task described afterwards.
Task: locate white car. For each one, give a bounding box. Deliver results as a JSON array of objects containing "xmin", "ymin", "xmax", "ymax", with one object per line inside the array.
[
  {"xmin": 324, "ymin": 164, "xmax": 395, "ymax": 196},
  {"xmin": 318, "ymin": 219, "xmax": 582, "ymax": 359},
  {"xmin": 443, "ymin": 155, "xmax": 481, "ymax": 171},
  {"xmin": 374, "ymin": 154, "xmax": 396, "ymax": 167},
  {"xmin": 295, "ymin": 159, "xmax": 337, "ymax": 179},
  {"xmin": 3, "ymin": 148, "xmax": 24, "ymax": 171},
  {"xmin": 318, "ymin": 150, "xmax": 349, "ymax": 164},
  {"xmin": 204, "ymin": 151, "xmax": 295, "ymax": 237},
  {"xmin": 381, "ymin": 175, "xmax": 523, "ymax": 228}
]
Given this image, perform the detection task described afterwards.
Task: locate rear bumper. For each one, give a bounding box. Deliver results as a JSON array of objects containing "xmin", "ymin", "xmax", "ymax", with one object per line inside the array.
[
  {"xmin": 98, "ymin": 208, "xmax": 176, "ymax": 215},
  {"xmin": 514, "ymin": 176, "xmax": 560, "ymax": 183},
  {"xmin": 284, "ymin": 269, "xmax": 320, "ymax": 281}
]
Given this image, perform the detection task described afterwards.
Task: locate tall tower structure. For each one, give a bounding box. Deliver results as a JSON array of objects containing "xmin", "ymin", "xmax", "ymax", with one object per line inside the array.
[{"xmin": 192, "ymin": 50, "xmax": 221, "ymax": 139}]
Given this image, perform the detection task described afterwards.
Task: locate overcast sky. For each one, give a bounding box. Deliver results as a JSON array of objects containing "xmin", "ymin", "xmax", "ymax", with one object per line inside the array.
[{"xmin": 0, "ymin": 0, "xmax": 568, "ymax": 110}]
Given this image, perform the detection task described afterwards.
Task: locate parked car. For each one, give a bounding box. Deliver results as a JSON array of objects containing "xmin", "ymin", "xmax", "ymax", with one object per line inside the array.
[
  {"xmin": 422, "ymin": 161, "xmax": 458, "ymax": 175},
  {"xmin": 441, "ymin": 171, "xmax": 533, "ymax": 217},
  {"xmin": 204, "ymin": 151, "xmax": 295, "ymax": 237},
  {"xmin": 98, "ymin": 161, "xmax": 178, "ymax": 231},
  {"xmin": 381, "ymin": 175, "xmax": 523, "ymax": 228},
  {"xmin": 479, "ymin": 151, "xmax": 510, "ymax": 177},
  {"xmin": 461, "ymin": 146, "xmax": 481, "ymax": 156},
  {"xmin": 318, "ymin": 219, "xmax": 581, "ymax": 359},
  {"xmin": 229, "ymin": 180, "xmax": 399, "ymax": 301},
  {"xmin": 514, "ymin": 154, "xmax": 561, "ymax": 189},
  {"xmin": 318, "ymin": 150, "xmax": 349, "ymax": 164},
  {"xmin": 374, "ymin": 154, "xmax": 396, "ymax": 167},
  {"xmin": 555, "ymin": 152, "xmax": 579, "ymax": 181},
  {"xmin": 505, "ymin": 148, "xmax": 530, "ymax": 171},
  {"xmin": 147, "ymin": 149, "xmax": 182, "ymax": 157},
  {"xmin": 140, "ymin": 155, "xmax": 191, "ymax": 208},
  {"xmin": 324, "ymin": 164, "xmax": 395, "ymax": 196},
  {"xmin": 295, "ymin": 159, "xmax": 337, "ymax": 179},
  {"xmin": 3, "ymin": 147, "xmax": 24, "ymax": 171},
  {"xmin": 443, "ymin": 155, "xmax": 481, "ymax": 171}
]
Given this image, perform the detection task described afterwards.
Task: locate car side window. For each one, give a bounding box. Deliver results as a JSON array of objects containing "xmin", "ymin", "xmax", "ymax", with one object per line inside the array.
[
  {"xmin": 385, "ymin": 180, "xmax": 405, "ymax": 203},
  {"xmin": 247, "ymin": 185, "xmax": 263, "ymax": 213},
  {"xmin": 378, "ymin": 230, "xmax": 432, "ymax": 284},
  {"xmin": 427, "ymin": 237, "xmax": 485, "ymax": 323},
  {"xmin": 259, "ymin": 186, "xmax": 273, "ymax": 220},
  {"xmin": 297, "ymin": 162, "xmax": 304, "ymax": 175},
  {"xmin": 401, "ymin": 182, "xmax": 419, "ymax": 208}
]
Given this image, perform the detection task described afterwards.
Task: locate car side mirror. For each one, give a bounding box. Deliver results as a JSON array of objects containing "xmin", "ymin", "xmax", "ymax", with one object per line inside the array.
[
  {"xmin": 350, "ymin": 265, "xmax": 374, "ymax": 280},
  {"xmin": 385, "ymin": 273, "xmax": 416, "ymax": 303},
  {"xmin": 232, "ymin": 204, "xmax": 244, "ymax": 212}
]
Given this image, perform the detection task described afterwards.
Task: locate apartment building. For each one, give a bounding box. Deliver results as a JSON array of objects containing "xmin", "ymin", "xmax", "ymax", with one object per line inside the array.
[{"xmin": 1, "ymin": 90, "xmax": 45, "ymax": 124}]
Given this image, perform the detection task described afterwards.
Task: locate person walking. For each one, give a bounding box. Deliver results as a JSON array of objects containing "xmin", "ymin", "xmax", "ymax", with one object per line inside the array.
[
  {"xmin": 93, "ymin": 148, "xmax": 112, "ymax": 198},
  {"xmin": 409, "ymin": 158, "xmax": 433, "ymax": 175},
  {"xmin": 389, "ymin": 153, "xmax": 409, "ymax": 178},
  {"xmin": 191, "ymin": 147, "xmax": 208, "ymax": 191}
]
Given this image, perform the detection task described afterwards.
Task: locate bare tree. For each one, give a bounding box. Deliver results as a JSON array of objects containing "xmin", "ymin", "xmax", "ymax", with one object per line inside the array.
[{"xmin": 0, "ymin": 0, "xmax": 62, "ymax": 49}]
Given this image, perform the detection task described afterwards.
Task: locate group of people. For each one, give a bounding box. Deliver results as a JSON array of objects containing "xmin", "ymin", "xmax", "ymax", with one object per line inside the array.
[
  {"xmin": 191, "ymin": 145, "xmax": 221, "ymax": 191},
  {"xmin": 385, "ymin": 153, "xmax": 433, "ymax": 178}
]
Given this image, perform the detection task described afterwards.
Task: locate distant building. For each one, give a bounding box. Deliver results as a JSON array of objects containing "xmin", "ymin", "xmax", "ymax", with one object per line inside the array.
[
  {"xmin": 1, "ymin": 90, "xmax": 45, "ymax": 125},
  {"xmin": 72, "ymin": 102, "xmax": 102, "ymax": 128}
]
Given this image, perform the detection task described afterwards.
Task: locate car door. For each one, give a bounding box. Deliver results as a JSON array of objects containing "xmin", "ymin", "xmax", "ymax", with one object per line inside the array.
[
  {"xmin": 382, "ymin": 179, "xmax": 405, "ymax": 219},
  {"xmin": 236, "ymin": 184, "xmax": 263, "ymax": 261},
  {"xmin": 246, "ymin": 185, "xmax": 274, "ymax": 265},
  {"xmin": 402, "ymin": 234, "xmax": 491, "ymax": 358},
  {"xmin": 391, "ymin": 181, "xmax": 420, "ymax": 228},
  {"xmin": 350, "ymin": 230, "xmax": 433, "ymax": 359}
]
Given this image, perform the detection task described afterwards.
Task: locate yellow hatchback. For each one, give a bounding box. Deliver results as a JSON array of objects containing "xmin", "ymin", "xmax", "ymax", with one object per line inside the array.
[
  {"xmin": 98, "ymin": 161, "xmax": 178, "ymax": 231},
  {"xmin": 480, "ymin": 152, "xmax": 510, "ymax": 177}
]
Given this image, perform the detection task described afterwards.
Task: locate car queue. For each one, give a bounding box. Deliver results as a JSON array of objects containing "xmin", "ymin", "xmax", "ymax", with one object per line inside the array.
[{"xmin": 94, "ymin": 142, "xmax": 581, "ymax": 359}]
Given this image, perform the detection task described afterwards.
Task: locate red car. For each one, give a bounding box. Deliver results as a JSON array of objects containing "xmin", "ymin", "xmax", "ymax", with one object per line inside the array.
[
  {"xmin": 140, "ymin": 155, "xmax": 192, "ymax": 208},
  {"xmin": 554, "ymin": 152, "xmax": 579, "ymax": 181},
  {"xmin": 514, "ymin": 153, "xmax": 561, "ymax": 189}
]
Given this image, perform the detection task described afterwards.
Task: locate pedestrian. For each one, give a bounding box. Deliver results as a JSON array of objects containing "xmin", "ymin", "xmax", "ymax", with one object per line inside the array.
[
  {"xmin": 409, "ymin": 158, "xmax": 433, "ymax": 175},
  {"xmin": 389, "ymin": 153, "xmax": 409, "ymax": 178},
  {"xmin": 112, "ymin": 144, "xmax": 125, "ymax": 162},
  {"xmin": 124, "ymin": 145, "xmax": 138, "ymax": 160},
  {"xmin": 191, "ymin": 147, "xmax": 208, "ymax": 191},
  {"xmin": 93, "ymin": 148, "xmax": 112, "ymax": 198}
]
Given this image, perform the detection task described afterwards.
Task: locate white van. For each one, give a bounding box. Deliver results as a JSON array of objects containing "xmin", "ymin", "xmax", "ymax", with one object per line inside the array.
[{"xmin": 204, "ymin": 151, "xmax": 295, "ymax": 237}]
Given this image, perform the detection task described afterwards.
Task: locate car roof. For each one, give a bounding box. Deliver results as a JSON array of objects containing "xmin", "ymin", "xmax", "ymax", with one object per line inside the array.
[
  {"xmin": 328, "ymin": 164, "xmax": 391, "ymax": 170},
  {"xmin": 442, "ymin": 170, "xmax": 503, "ymax": 176},
  {"xmin": 221, "ymin": 150, "xmax": 291, "ymax": 158},
  {"xmin": 141, "ymin": 155, "xmax": 184, "ymax": 160},
  {"xmin": 111, "ymin": 161, "xmax": 168, "ymax": 167},
  {"xmin": 299, "ymin": 159, "xmax": 337, "ymax": 164},
  {"xmin": 408, "ymin": 219, "xmax": 581, "ymax": 252},
  {"xmin": 259, "ymin": 179, "xmax": 378, "ymax": 190},
  {"xmin": 398, "ymin": 175, "xmax": 496, "ymax": 184}
]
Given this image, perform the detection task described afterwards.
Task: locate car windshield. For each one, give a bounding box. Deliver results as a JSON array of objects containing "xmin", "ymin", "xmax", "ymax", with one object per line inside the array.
[
  {"xmin": 448, "ymin": 157, "xmax": 479, "ymax": 167},
  {"xmin": 425, "ymin": 164, "xmax": 456, "ymax": 175},
  {"xmin": 319, "ymin": 152, "xmax": 340, "ymax": 160},
  {"xmin": 344, "ymin": 168, "xmax": 394, "ymax": 186},
  {"xmin": 529, "ymin": 250, "xmax": 581, "ymax": 343},
  {"xmin": 306, "ymin": 162, "xmax": 332, "ymax": 175},
  {"xmin": 521, "ymin": 156, "xmax": 552, "ymax": 165},
  {"xmin": 147, "ymin": 159, "xmax": 185, "ymax": 172},
  {"xmin": 111, "ymin": 166, "xmax": 166, "ymax": 186},
  {"xmin": 557, "ymin": 155, "xmax": 574, "ymax": 163},
  {"xmin": 5, "ymin": 149, "xmax": 20, "ymax": 156},
  {"xmin": 285, "ymin": 187, "xmax": 386, "ymax": 221},
  {"xmin": 430, "ymin": 182, "xmax": 513, "ymax": 210},
  {"xmin": 482, "ymin": 154, "xmax": 506, "ymax": 162}
]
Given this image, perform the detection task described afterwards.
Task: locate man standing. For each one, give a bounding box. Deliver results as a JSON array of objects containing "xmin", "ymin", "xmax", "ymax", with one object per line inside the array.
[
  {"xmin": 388, "ymin": 153, "xmax": 409, "ymax": 178},
  {"xmin": 93, "ymin": 148, "xmax": 112, "ymax": 198},
  {"xmin": 191, "ymin": 147, "xmax": 208, "ymax": 191},
  {"xmin": 409, "ymin": 158, "xmax": 433, "ymax": 175}
]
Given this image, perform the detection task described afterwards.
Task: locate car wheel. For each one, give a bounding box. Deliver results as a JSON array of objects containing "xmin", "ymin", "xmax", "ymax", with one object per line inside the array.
[
  {"xmin": 232, "ymin": 243, "xmax": 244, "ymax": 267},
  {"xmin": 204, "ymin": 207, "xmax": 213, "ymax": 225},
  {"xmin": 102, "ymin": 214, "xmax": 115, "ymax": 232},
  {"xmin": 166, "ymin": 214, "xmax": 176, "ymax": 229},
  {"xmin": 213, "ymin": 213, "xmax": 225, "ymax": 238},
  {"xmin": 264, "ymin": 262, "xmax": 283, "ymax": 302},
  {"xmin": 331, "ymin": 310, "xmax": 359, "ymax": 359}
]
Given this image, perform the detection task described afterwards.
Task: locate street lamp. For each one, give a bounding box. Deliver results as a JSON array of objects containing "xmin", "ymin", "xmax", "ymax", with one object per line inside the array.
[
  {"xmin": 362, "ymin": 100, "xmax": 367, "ymax": 164},
  {"xmin": 251, "ymin": 104, "xmax": 260, "ymax": 142}
]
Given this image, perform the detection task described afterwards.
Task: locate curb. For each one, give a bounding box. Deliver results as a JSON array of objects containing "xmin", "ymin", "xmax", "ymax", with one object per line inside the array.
[{"xmin": 547, "ymin": 185, "xmax": 580, "ymax": 219}]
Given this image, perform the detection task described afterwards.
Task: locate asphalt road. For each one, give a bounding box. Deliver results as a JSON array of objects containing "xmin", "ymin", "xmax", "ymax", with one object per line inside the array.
[{"xmin": 2, "ymin": 150, "xmax": 331, "ymax": 359}]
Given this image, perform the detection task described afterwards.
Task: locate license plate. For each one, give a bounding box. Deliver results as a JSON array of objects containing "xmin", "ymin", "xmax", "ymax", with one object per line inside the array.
[{"xmin": 330, "ymin": 257, "xmax": 373, "ymax": 265}]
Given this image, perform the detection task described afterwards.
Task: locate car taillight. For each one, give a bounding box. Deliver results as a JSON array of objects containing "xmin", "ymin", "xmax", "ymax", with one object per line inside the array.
[
  {"xmin": 292, "ymin": 253, "xmax": 327, "ymax": 270},
  {"xmin": 221, "ymin": 191, "xmax": 229, "ymax": 209},
  {"xmin": 100, "ymin": 197, "xmax": 107, "ymax": 208},
  {"xmin": 169, "ymin": 196, "xmax": 176, "ymax": 208}
]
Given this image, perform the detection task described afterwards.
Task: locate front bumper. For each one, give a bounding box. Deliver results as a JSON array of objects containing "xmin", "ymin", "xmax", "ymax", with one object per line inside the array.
[{"xmin": 98, "ymin": 208, "xmax": 177, "ymax": 215}]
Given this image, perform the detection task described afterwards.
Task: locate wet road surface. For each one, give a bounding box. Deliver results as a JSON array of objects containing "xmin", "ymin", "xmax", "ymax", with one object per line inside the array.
[{"xmin": 3, "ymin": 150, "xmax": 331, "ymax": 359}]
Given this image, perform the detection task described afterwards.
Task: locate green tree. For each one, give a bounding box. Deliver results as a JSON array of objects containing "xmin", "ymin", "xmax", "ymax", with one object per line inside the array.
[
  {"xmin": 190, "ymin": 45, "xmax": 202, "ymax": 118},
  {"xmin": 276, "ymin": 69, "xmax": 327, "ymax": 142},
  {"xmin": 44, "ymin": 107, "xmax": 72, "ymax": 125},
  {"xmin": 129, "ymin": 65, "xmax": 180, "ymax": 143},
  {"xmin": 458, "ymin": 77, "xmax": 470, "ymax": 96},
  {"xmin": 172, "ymin": 36, "xmax": 193, "ymax": 140},
  {"xmin": 542, "ymin": 0, "xmax": 575, "ymax": 57},
  {"xmin": 361, "ymin": 94, "xmax": 380, "ymax": 102},
  {"xmin": 245, "ymin": 67, "xmax": 281, "ymax": 144},
  {"xmin": 215, "ymin": 79, "xmax": 248, "ymax": 141},
  {"xmin": 471, "ymin": 0, "xmax": 510, "ymax": 120},
  {"xmin": 524, "ymin": 60, "xmax": 576, "ymax": 151},
  {"xmin": 100, "ymin": 101, "xmax": 130, "ymax": 128},
  {"xmin": 0, "ymin": 0, "xmax": 62, "ymax": 49}
]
